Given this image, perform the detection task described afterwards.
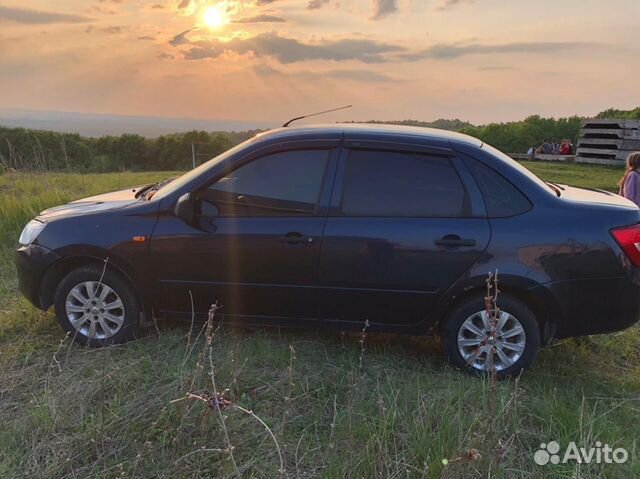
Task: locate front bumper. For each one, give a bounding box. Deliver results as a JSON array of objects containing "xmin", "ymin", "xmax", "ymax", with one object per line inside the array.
[{"xmin": 15, "ymin": 243, "xmax": 60, "ymax": 310}]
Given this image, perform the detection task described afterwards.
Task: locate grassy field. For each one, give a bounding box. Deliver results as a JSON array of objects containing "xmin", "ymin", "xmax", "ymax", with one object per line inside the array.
[{"xmin": 1, "ymin": 162, "xmax": 639, "ymax": 478}]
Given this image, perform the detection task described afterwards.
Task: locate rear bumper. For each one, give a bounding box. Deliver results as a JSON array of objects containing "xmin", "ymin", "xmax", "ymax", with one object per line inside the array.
[
  {"xmin": 15, "ymin": 243, "xmax": 60, "ymax": 310},
  {"xmin": 534, "ymin": 276, "xmax": 640, "ymax": 338}
]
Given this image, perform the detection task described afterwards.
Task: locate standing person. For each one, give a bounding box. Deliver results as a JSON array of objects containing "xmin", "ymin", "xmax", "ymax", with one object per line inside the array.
[{"xmin": 619, "ymin": 152, "xmax": 640, "ymax": 207}]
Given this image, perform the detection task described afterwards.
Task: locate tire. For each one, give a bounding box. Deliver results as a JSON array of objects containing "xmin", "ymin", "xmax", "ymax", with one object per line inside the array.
[
  {"xmin": 441, "ymin": 294, "xmax": 540, "ymax": 377},
  {"xmin": 53, "ymin": 266, "xmax": 140, "ymax": 347}
]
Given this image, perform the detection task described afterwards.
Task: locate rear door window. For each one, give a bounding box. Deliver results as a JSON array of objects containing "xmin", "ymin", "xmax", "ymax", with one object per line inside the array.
[{"xmin": 340, "ymin": 149, "xmax": 468, "ymax": 217}]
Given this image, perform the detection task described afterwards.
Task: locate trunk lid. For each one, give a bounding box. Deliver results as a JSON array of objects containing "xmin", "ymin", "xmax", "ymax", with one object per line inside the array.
[{"xmin": 559, "ymin": 184, "xmax": 638, "ymax": 209}]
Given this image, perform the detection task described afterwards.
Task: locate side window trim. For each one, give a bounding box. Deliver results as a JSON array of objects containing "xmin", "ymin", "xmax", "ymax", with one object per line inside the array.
[
  {"xmin": 451, "ymin": 157, "xmax": 487, "ymax": 218},
  {"xmin": 196, "ymin": 148, "xmax": 335, "ymax": 217},
  {"xmin": 332, "ymin": 147, "xmax": 473, "ymax": 218},
  {"xmin": 328, "ymin": 146, "xmax": 349, "ymax": 216},
  {"xmin": 316, "ymin": 147, "xmax": 341, "ymax": 216}
]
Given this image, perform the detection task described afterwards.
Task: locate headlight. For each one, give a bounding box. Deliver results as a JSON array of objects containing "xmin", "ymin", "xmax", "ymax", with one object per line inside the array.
[{"xmin": 19, "ymin": 219, "xmax": 46, "ymax": 246}]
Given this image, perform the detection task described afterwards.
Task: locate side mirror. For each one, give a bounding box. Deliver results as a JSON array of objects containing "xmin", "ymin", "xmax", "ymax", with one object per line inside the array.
[{"xmin": 174, "ymin": 193, "xmax": 194, "ymax": 224}]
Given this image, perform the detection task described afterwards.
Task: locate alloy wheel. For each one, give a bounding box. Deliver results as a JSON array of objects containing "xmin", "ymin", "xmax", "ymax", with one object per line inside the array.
[
  {"xmin": 65, "ymin": 281, "xmax": 125, "ymax": 339},
  {"xmin": 457, "ymin": 309, "xmax": 527, "ymax": 372}
]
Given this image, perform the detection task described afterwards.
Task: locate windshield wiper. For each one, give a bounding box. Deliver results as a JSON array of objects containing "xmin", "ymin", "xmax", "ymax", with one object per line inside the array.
[{"xmin": 138, "ymin": 177, "xmax": 176, "ymax": 201}]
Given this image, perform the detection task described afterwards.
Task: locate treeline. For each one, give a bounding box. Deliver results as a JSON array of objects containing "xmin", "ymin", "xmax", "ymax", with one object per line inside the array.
[
  {"xmin": 375, "ymin": 115, "xmax": 583, "ymax": 153},
  {"xmin": 1, "ymin": 107, "xmax": 638, "ymax": 172},
  {"xmin": 459, "ymin": 115, "xmax": 583, "ymax": 153},
  {"xmin": 595, "ymin": 107, "xmax": 640, "ymax": 120},
  {"xmin": 0, "ymin": 128, "xmax": 260, "ymax": 172}
]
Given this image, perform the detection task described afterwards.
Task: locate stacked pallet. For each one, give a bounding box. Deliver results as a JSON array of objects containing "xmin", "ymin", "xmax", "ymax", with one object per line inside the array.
[{"xmin": 576, "ymin": 119, "xmax": 640, "ymax": 165}]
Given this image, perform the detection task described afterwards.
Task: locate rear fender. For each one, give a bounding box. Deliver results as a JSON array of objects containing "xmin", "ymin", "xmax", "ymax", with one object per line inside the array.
[{"xmin": 435, "ymin": 274, "xmax": 562, "ymax": 344}]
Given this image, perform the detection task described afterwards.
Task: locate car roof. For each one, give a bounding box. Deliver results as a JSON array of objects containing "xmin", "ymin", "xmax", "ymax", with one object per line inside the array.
[{"xmin": 256, "ymin": 123, "xmax": 483, "ymax": 148}]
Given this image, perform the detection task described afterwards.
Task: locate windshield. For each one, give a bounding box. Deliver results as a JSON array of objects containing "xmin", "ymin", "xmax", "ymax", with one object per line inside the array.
[
  {"xmin": 481, "ymin": 143, "xmax": 558, "ymax": 196},
  {"xmin": 151, "ymin": 136, "xmax": 258, "ymax": 201}
]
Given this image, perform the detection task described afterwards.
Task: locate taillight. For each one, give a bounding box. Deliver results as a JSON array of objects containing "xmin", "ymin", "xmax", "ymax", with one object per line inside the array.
[{"xmin": 611, "ymin": 224, "xmax": 640, "ymax": 267}]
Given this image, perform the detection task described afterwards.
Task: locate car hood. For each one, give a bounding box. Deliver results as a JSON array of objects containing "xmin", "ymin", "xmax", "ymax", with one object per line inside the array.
[{"xmin": 37, "ymin": 187, "xmax": 141, "ymax": 221}]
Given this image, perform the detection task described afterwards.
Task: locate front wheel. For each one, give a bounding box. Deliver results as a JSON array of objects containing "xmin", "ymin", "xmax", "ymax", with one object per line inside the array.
[
  {"xmin": 441, "ymin": 294, "xmax": 540, "ymax": 377},
  {"xmin": 54, "ymin": 266, "xmax": 141, "ymax": 346}
]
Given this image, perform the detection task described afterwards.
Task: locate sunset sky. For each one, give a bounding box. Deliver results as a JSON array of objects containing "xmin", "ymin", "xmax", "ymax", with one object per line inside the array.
[{"xmin": 1, "ymin": 0, "xmax": 639, "ymax": 125}]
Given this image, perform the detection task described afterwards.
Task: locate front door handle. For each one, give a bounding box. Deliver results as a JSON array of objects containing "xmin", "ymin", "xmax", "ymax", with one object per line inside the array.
[
  {"xmin": 280, "ymin": 232, "xmax": 313, "ymax": 244},
  {"xmin": 435, "ymin": 235, "xmax": 476, "ymax": 248}
]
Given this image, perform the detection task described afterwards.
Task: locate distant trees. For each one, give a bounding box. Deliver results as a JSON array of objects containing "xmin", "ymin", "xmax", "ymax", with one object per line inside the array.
[
  {"xmin": 363, "ymin": 118, "xmax": 474, "ymax": 131},
  {"xmin": 367, "ymin": 115, "xmax": 584, "ymax": 153},
  {"xmin": 459, "ymin": 115, "xmax": 583, "ymax": 153},
  {"xmin": 0, "ymin": 128, "xmax": 237, "ymax": 172},
  {"xmin": 595, "ymin": 107, "xmax": 640, "ymax": 120},
  {"xmin": 0, "ymin": 107, "xmax": 638, "ymax": 171}
]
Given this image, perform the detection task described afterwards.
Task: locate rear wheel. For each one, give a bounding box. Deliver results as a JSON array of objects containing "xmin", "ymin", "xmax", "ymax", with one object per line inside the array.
[
  {"xmin": 54, "ymin": 266, "xmax": 140, "ymax": 346},
  {"xmin": 441, "ymin": 294, "xmax": 540, "ymax": 377}
]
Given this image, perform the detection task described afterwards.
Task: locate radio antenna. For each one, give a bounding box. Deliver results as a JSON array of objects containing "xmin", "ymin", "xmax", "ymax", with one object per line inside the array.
[{"xmin": 282, "ymin": 105, "xmax": 353, "ymax": 127}]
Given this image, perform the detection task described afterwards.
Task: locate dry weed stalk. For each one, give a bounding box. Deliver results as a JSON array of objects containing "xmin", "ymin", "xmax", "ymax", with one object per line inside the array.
[
  {"xmin": 172, "ymin": 303, "xmax": 285, "ymax": 477},
  {"xmin": 281, "ymin": 344, "xmax": 296, "ymax": 436},
  {"xmin": 484, "ymin": 271, "xmax": 499, "ymax": 434},
  {"xmin": 358, "ymin": 319, "xmax": 370, "ymax": 376},
  {"xmin": 446, "ymin": 271, "xmax": 522, "ymax": 472}
]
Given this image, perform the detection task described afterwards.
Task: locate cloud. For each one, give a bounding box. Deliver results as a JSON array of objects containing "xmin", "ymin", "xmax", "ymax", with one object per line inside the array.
[
  {"xmin": 254, "ymin": 64, "xmax": 396, "ymax": 82},
  {"xmin": 232, "ymin": 14, "xmax": 286, "ymax": 23},
  {"xmin": 102, "ymin": 25, "xmax": 124, "ymax": 34},
  {"xmin": 177, "ymin": 0, "xmax": 190, "ymax": 9},
  {"xmin": 477, "ymin": 65, "xmax": 515, "ymax": 71},
  {"xmin": 0, "ymin": 6, "xmax": 93, "ymax": 24},
  {"xmin": 169, "ymin": 28, "xmax": 193, "ymax": 46},
  {"xmin": 253, "ymin": 64, "xmax": 281, "ymax": 76},
  {"xmin": 151, "ymin": 4, "xmax": 165, "ymax": 9},
  {"xmin": 308, "ymin": 0, "xmax": 330, "ymax": 9},
  {"xmin": 371, "ymin": 0, "xmax": 397, "ymax": 20},
  {"xmin": 88, "ymin": 5, "xmax": 116, "ymax": 15},
  {"xmin": 138, "ymin": 35, "xmax": 156, "ymax": 41},
  {"xmin": 85, "ymin": 25, "xmax": 126, "ymax": 34},
  {"xmin": 437, "ymin": 0, "xmax": 474, "ymax": 10},
  {"xmin": 321, "ymin": 69, "xmax": 396, "ymax": 82},
  {"xmin": 179, "ymin": 32, "xmax": 403, "ymax": 63},
  {"xmin": 402, "ymin": 41, "xmax": 598, "ymax": 60}
]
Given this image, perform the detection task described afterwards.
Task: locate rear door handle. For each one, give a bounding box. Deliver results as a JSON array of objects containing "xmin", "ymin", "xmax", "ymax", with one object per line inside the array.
[
  {"xmin": 280, "ymin": 232, "xmax": 313, "ymax": 244},
  {"xmin": 435, "ymin": 235, "xmax": 476, "ymax": 248}
]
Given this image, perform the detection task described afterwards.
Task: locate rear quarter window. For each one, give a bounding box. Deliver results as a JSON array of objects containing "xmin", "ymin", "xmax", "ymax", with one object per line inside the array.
[{"xmin": 465, "ymin": 159, "xmax": 532, "ymax": 217}]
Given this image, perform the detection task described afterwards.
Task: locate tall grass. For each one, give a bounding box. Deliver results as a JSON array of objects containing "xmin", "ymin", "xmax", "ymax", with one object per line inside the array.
[{"xmin": 1, "ymin": 166, "xmax": 639, "ymax": 478}]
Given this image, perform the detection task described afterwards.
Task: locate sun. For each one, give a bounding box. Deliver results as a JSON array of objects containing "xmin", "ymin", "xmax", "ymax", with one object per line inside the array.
[{"xmin": 203, "ymin": 5, "xmax": 228, "ymax": 29}]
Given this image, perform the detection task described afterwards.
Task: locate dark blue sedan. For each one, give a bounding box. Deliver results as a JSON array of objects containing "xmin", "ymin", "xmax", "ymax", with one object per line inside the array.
[{"xmin": 15, "ymin": 124, "xmax": 640, "ymax": 375}]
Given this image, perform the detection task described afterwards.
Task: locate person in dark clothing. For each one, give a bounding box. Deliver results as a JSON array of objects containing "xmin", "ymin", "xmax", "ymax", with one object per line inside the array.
[{"xmin": 540, "ymin": 140, "xmax": 553, "ymax": 154}]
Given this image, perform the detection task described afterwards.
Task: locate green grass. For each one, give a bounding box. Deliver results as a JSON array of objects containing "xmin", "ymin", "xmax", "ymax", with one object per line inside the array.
[
  {"xmin": 1, "ymin": 163, "xmax": 639, "ymax": 478},
  {"xmin": 520, "ymin": 161, "xmax": 624, "ymax": 192}
]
